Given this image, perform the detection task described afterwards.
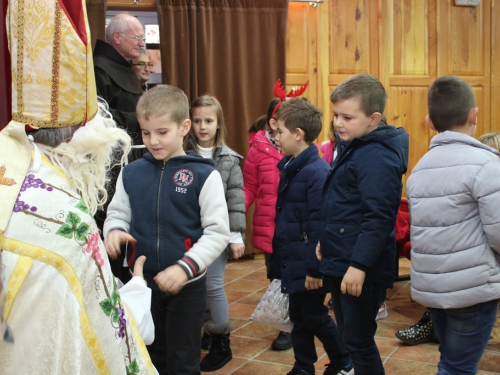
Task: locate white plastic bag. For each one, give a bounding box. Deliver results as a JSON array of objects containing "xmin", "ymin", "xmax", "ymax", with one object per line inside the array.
[{"xmin": 249, "ymin": 279, "xmax": 293, "ymax": 332}]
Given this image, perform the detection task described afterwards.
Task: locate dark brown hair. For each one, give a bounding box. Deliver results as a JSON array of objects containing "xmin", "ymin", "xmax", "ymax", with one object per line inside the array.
[
  {"xmin": 275, "ymin": 98, "xmax": 323, "ymax": 143},
  {"xmin": 428, "ymin": 75, "xmax": 475, "ymax": 132},
  {"xmin": 330, "ymin": 73, "xmax": 386, "ymax": 116}
]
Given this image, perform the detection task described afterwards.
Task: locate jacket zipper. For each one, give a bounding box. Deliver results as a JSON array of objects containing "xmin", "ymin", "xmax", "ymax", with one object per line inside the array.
[
  {"xmin": 295, "ymin": 210, "xmax": 309, "ymax": 243},
  {"xmin": 156, "ymin": 161, "xmax": 166, "ymax": 270}
]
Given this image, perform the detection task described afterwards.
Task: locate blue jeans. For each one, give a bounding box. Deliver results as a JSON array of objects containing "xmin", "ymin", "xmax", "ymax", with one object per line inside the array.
[
  {"xmin": 429, "ymin": 299, "xmax": 498, "ymax": 375},
  {"xmin": 329, "ymin": 277, "xmax": 386, "ymax": 375},
  {"xmin": 288, "ymin": 292, "xmax": 351, "ymax": 374}
]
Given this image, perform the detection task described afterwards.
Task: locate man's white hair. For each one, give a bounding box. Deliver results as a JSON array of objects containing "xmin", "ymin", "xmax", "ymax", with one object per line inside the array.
[
  {"xmin": 105, "ymin": 13, "xmax": 131, "ymax": 44},
  {"xmin": 32, "ymin": 99, "xmax": 131, "ymax": 215}
]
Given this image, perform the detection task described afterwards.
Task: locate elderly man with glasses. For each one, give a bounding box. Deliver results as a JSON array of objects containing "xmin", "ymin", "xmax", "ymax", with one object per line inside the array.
[
  {"xmin": 93, "ymin": 14, "xmax": 144, "ymax": 145},
  {"xmin": 93, "ymin": 13, "xmax": 147, "ymax": 279}
]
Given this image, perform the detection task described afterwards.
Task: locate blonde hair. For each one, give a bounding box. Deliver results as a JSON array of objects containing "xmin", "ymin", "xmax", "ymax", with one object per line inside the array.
[
  {"xmin": 478, "ymin": 132, "xmax": 500, "ymax": 152},
  {"xmin": 187, "ymin": 95, "xmax": 228, "ymax": 155},
  {"xmin": 35, "ymin": 100, "xmax": 131, "ymax": 215},
  {"xmin": 136, "ymin": 85, "xmax": 189, "ymax": 124}
]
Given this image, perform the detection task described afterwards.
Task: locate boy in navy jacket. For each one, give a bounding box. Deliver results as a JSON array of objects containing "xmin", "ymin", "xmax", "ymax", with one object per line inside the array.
[
  {"xmin": 103, "ymin": 85, "xmax": 230, "ymax": 375},
  {"xmin": 316, "ymin": 74, "xmax": 409, "ymax": 375},
  {"xmin": 269, "ymin": 98, "xmax": 352, "ymax": 375}
]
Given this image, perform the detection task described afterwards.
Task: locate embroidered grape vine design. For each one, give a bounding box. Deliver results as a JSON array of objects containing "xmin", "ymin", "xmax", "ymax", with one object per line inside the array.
[{"xmin": 12, "ymin": 172, "xmax": 139, "ymax": 373}]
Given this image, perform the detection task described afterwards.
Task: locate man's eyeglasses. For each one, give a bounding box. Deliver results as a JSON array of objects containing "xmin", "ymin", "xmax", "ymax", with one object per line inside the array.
[
  {"xmin": 121, "ymin": 33, "xmax": 145, "ymax": 42},
  {"xmin": 132, "ymin": 62, "xmax": 154, "ymax": 68}
]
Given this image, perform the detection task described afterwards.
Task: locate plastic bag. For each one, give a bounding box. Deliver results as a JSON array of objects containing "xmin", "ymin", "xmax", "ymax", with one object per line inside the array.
[{"xmin": 249, "ymin": 279, "xmax": 293, "ymax": 332}]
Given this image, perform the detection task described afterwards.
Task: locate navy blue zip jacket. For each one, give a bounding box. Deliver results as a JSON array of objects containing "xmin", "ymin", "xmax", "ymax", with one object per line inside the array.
[
  {"xmin": 269, "ymin": 144, "xmax": 331, "ymax": 294},
  {"xmin": 104, "ymin": 151, "xmax": 230, "ymax": 291},
  {"xmin": 319, "ymin": 126, "xmax": 409, "ymax": 288}
]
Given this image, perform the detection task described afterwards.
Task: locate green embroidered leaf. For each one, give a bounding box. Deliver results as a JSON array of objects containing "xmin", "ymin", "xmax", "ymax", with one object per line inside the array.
[
  {"xmin": 76, "ymin": 201, "xmax": 89, "ymax": 214},
  {"xmin": 66, "ymin": 211, "xmax": 81, "ymax": 229},
  {"xmin": 126, "ymin": 359, "xmax": 140, "ymax": 374},
  {"xmin": 111, "ymin": 288, "xmax": 121, "ymax": 305},
  {"xmin": 112, "ymin": 307, "xmax": 120, "ymax": 323},
  {"xmin": 75, "ymin": 222, "xmax": 90, "ymax": 241},
  {"xmin": 56, "ymin": 224, "xmax": 74, "ymax": 239},
  {"xmin": 99, "ymin": 298, "xmax": 114, "ymax": 316}
]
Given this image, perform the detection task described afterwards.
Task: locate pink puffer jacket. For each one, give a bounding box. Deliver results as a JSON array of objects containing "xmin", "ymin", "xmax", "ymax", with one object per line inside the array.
[{"xmin": 243, "ymin": 130, "xmax": 283, "ymax": 253}]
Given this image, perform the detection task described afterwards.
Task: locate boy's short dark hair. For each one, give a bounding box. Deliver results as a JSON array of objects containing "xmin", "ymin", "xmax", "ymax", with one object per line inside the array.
[
  {"xmin": 136, "ymin": 85, "xmax": 189, "ymax": 124},
  {"xmin": 330, "ymin": 73, "xmax": 386, "ymax": 116},
  {"xmin": 428, "ymin": 75, "xmax": 476, "ymax": 132},
  {"xmin": 275, "ymin": 97, "xmax": 322, "ymax": 143}
]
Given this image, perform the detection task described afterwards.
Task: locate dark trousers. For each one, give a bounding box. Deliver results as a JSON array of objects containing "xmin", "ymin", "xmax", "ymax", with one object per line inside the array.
[
  {"xmin": 288, "ymin": 292, "xmax": 350, "ymax": 374},
  {"xmin": 147, "ymin": 276, "xmax": 206, "ymax": 375},
  {"xmin": 329, "ymin": 277, "xmax": 386, "ymax": 375},
  {"xmin": 430, "ymin": 299, "xmax": 498, "ymax": 375}
]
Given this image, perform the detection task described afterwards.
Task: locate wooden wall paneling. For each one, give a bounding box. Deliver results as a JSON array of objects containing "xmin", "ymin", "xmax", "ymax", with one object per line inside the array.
[
  {"xmin": 107, "ymin": 0, "xmax": 156, "ymax": 10},
  {"xmin": 323, "ymin": 0, "xmax": 378, "ymax": 137},
  {"xmin": 286, "ymin": 2, "xmax": 318, "ymax": 107},
  {"xmin": 437, "ymin": 0, "xmax": 491, "ymax": 135},
  {"xmin": 491, "ymin": 0, "xmax": 500, "ymax": 132},
  {"xmin": 317, "ymin": 0, "xmax": 332, "ymax": 142},
  {"xmin": 328, "ymin": 0, "xmax": 377, "ymax": 78},
  {"xmin": 380, "ymin": 0, "xmax": 436, "ymax": 188},
  {"xmin": 389, "ymin": 86, "xmax": 433, "ymax": 195}
]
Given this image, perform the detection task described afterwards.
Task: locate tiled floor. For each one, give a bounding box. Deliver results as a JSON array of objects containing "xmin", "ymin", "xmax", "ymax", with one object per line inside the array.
[{"xmin": 201, "ymin": 256, "xmax": 500, "ymax": 375}]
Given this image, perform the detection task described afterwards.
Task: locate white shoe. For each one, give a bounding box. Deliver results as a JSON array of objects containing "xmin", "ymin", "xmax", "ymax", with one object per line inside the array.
[{"xmin": 376, "ymin": 302, "xmax": 388, "ymax": 320}]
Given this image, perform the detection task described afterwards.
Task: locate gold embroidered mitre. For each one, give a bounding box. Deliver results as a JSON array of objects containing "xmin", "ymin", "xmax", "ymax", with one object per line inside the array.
[
  {"xmin": 0, "ymin": 0, "xmax": 97, "ymax": 235},
  {"xmin": 8, "ymin": 0, "xmax": 98, "ymax": 128}
]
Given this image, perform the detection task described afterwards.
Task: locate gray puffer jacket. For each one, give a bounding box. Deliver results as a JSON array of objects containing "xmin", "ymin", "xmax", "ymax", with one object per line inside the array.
[
  {"xmin": 407, "ymin": 131, "xmax": 500, "ymax": 309},
  {"xmin": 213, "ymin": 146, "xmax": 246, "ymax": 241}
]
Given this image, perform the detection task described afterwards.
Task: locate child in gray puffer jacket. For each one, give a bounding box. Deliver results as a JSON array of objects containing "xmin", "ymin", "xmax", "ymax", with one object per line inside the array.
[{"xmin": 408, "ymin": 76, "xmax": 500, "ymax": 375}]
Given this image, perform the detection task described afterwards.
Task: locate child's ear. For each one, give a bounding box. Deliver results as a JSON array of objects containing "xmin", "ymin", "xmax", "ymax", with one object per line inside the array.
[
  {"xmin": 468, "ymin": 107, "xmax": 479, "ymax": 126},
  {"xmin": 295, "ymin": 127, "xmax": 305, "ymax": 141},
  {"xmin": 181, "ymin": 119, "xmax": 191, "ymax": 136},
  {"xmin": 269, "ymin": 118, "xmax": 278, "ymax": 131},
  {"xmin": 425, "ymin": 114, "xmax": 437, "ymax": 131},
  {"xmin": 369, "ymin": 112, "xmax": 382, "ymax": 127}
]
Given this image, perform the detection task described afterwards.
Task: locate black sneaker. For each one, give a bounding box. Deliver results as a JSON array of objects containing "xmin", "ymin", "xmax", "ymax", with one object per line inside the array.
[
  {"xmin": 324, "ymin": 361, "xmax": 354, "ymax": 375},
  {"xmin": 287, "ymin": 369, "xmax": 310, "ymax": 375},
  {"xmin": 272, "ymin": 331, "xmax": 293, "ymax": 350},
  {"xmin": 395, "ymin": 310, "xmax": 439, "ymax": 345}
]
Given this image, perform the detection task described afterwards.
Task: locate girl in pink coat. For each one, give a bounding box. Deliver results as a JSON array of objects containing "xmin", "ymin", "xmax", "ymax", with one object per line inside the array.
[
  {"xmin": 244, "ymin": 98, "xmax": 283, "ymax": 263},
  {"xmin": 243, "ymin": 98, "xmax": 291, "ymax": 350}
]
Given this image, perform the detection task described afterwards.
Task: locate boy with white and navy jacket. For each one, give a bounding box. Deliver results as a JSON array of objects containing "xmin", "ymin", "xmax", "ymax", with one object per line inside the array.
[{"xmin": 104, "ymin": 85, "xmax": 230, "ymax": 375}]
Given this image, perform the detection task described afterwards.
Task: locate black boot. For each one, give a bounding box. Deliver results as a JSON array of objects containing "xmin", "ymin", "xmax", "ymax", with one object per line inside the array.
[
  {"xmin": 199, "ymin": 333, "xmax": 232, "ymax": 372},
  {"xmin": 201, "ymin": 330, "xmax": 212, "ymax": 350},
  {"xmin": 395, "ymin": 309, "xmax": 439, "ymax": 345}
]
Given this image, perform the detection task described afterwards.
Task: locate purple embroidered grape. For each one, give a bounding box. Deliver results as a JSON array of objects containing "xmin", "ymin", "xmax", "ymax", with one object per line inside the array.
[
  {"xmin": 118, "ymin": 308, "xmax": 127, "ymax": 338},
  {"xmin": 13, "ymin": 198, "xmax": 38, "ymax": 213},
  {"xmin": 13, "ymin": 174, "xmax": 52, "ymax": 213}
]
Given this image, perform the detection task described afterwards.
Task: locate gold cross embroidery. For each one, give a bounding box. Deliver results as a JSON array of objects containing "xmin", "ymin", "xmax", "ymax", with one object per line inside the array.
[{"xmin": 0, "ymin": 165, "xmax": 16, "ymax": 186}]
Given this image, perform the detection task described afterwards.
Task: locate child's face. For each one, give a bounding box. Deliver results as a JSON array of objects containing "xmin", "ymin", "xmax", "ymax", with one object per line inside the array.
[
  {"xmin": 332, "ymin": 98, "xmax": 378, "ymax": 142},
  {"xmin": 139, "ymin": 114, "xmax": 190, "ymax": 161},
  {"xmin": 275, "ymin": 120, "xmax": 300, "ymax": 157},
  {"xmin": 191, "ymin": 106, "xmax": 219, "ymax": 148}
]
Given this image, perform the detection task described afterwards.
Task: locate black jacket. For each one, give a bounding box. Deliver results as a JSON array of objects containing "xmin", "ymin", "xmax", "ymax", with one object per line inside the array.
[{"xmin": 93, "ymin": 39, "xmax": 143, "ymax": 144}]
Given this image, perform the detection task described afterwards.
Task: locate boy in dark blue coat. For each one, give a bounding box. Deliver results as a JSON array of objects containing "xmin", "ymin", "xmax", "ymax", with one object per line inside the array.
[
  {"xmin": 269, "ymin": 98, "xmax": 352, "ymax": 375},
  {"xmin": 316, "ymin": 74, "xmax": 409, "ymax": 375}
]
